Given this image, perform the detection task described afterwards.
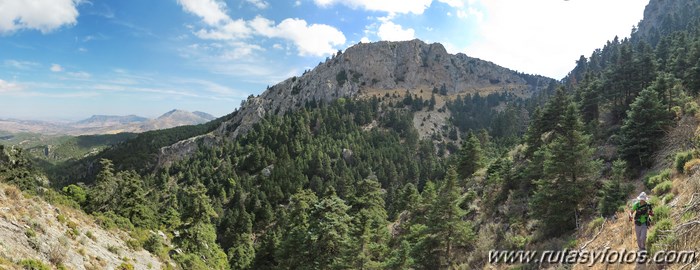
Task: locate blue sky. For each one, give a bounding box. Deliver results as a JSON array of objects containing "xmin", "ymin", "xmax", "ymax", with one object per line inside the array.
[{"xmin": 0, "ymin": 0, "xmax": 647, "ymax": 121}]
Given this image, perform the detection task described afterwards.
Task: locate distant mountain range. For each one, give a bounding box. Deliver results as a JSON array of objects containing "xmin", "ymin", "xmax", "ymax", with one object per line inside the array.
[{"xmin": 0, "ymin": 109, "xmax": 216, "ymax": 135}]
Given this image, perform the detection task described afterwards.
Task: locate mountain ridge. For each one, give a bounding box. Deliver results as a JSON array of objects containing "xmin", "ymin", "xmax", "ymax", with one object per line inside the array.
[
  {"xmin": 0, "ymin": 109, "xmax": 216, "ymax": 136},
  {"xmin": 156, "ymin": 39, "xmax": 555, "ymax": 167}
]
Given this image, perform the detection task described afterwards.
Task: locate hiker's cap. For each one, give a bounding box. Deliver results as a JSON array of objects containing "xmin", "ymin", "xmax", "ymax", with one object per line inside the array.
[{"xmin": 637, "ymin": 192, "xmax": 649, "ymax": 201}]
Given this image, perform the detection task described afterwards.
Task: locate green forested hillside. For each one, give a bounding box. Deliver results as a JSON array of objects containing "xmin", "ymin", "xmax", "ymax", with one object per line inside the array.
[{"xmin": 2, "ymin": 0, "xmax": 700, "ymax": 269}]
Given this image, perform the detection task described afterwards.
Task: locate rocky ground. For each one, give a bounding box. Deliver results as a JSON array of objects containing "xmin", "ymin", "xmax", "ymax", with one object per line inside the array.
[{"xmin": 0, "ymin": 184, "xmax": 164, "ymax": 270}]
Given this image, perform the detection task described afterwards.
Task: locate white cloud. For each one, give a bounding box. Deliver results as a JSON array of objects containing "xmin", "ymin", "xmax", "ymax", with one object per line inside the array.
[
  {"xmin": 245, "ymin": 0, "xmax": 269, "ymax": 9},
  {"xmin": 174, "ymin": 78, "xmax": 245, "ymax": 97},
  {"xmin": 463, "ymin": 0, "xmax": 646, "ymax": 79},
  {"xmin": 377, "ymin": 21, "xmax": 415, "ymax": 41},
  {"xmin": 50, "ymin": 64, "xmax": 64, "ymax": 72},
  {"xmin": 250, "ymin": 17, "xmax": 346, "ymax": 56},
  {"xmin": 259, "ymin": 19, "xmax": 345, "ymax": 56},
  {"xmin": 314, "ymin": 0, "xmax": 432, "ymax": 15},
  {"xmin": 221, "ymin": 42, "xmax": 265, "ymax": 60},
  {"xmin": 360, "ymin": 37, "xmax": 370, "ymax": 43},
  {"xmin": 294, "ymin": 1, "xmax": 302, "ymax": 7},
  {"xmin": 4, "ymin": 60, "xmax": 40, "ymax": 70},
  {"xmin": 178, "ymin": 0, "xmax": 230, "ymax": 26},
  {"xmin": 438, "ymin": 0, "xmax": 464, "ymax": 8},
  {"xmin": 456, "ymin": 7, "xmax": 483, "ymax": 21},
  {"xmin": 0, "ymin": 0, "xmax": 81, "ymax": 34},
  {"xmin": 195, "ymin": 19, "xmax": 251, "ymax": 40},
  {"xmin": 67, "ymin": 71, "xmax": 91, "ymax": 79},
  {"xmin": 0, "ymin": 79, "xmax": 23, "ymax": 93},
  {"xmin": 178, "ymin": 0, "xmax": 347, "ymax": 58}
]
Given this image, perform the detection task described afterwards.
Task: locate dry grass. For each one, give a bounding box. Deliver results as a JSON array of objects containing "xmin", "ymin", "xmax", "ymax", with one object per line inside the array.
[
  {"xmin": 683, "ymin": 158, "xmax": 700, "ymax": 174},
  {"xmin": 4, "ymin": 185, "xmax": 21, "ymax": 200},
  {"xmin": 47, "ymin": 242, "xmax": 66, "ymax": 266}
]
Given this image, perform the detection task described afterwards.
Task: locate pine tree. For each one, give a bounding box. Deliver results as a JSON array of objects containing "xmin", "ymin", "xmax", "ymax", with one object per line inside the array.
[
  {"xmin": 228, "ymin": 232, "xmax": 255, "ymax": 270},
  {"xmin": 425, "ymin": 167, "xmax": 475, "ymax": 268},
  {"xmin": 579, "ymin": 73, "xmax": 601, "ymax": 124},
  {"xmin": 619, "ymin": 82, "xmax": 673, "ymax": 168},
  {"xmin": 385, "ymin": 240, "xmax": 415, "ymax": 270},
  {"xmin": 348, "ymin": 176, "xmax": 390, "ymax": 269},
  {"xmin": 457, "ymin": 132, "xmax": 483, "ymax": 179},
  {"xmin": 89, "ymin": 159, "xmax": 118, "ymax": 212},
  {"xmin": 429, "ymin": 93, "xmax": 436, "ymax": 111},
  {"xmin": 530, "ymin": 103, "xmax": 599, "ymax": 236},
  {"xmin": 540, "ymin": 87, "xmax": 569, "ymax": 134},
  {"xmin": 174, "ymin": 181, "xmax": 229, "ymax": 270},
  {"xmin": 115, "ymin": 171, "xmax": 155, "ymax": 228},
  {"xmin": 309, "ymin": 191, "xmax": 352, "ymax": 269},
  {"xmin": 276, "ymin": 189, "xmax": 318, "ymax": 268},
  {"xmin": 599, "ymin": 159, "xmax": 628, "ymax": 217}
]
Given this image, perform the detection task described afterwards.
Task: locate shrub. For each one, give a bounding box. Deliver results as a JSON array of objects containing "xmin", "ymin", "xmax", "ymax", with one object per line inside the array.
[
  {"xmin": 126, "ymin": 239, "xmax": 141, "ymax": 251},
  {"xmin": 662, "ymin": 193, "xmax": 675, "ymax": 203},
  {"xmin": 173, "ymin": 253, "xmax": 209, "ymax": 270},
  {"xmin": 507, "ymin": 234, "xmax": 528, "ymax": 250},
  {"xmin": 647, "ymin": 218, "xmax": 672, "ymax": 249},
  {"xmin": 61, "ymin": 184, "xmax": 87, "ymax": 205},
  {"xmin": 95, "ymin": 211, "xmax": 134, "ymax": 231},
  {"xmin": 86, "ymin": 230, "xmax": 96, "ymax": 241},
  {"xmin": 671, "ymin": 106, "xmax": 683, "ymax": 118},
  {"xmin": 336, "ymin": 70, "xmax": 347, "ymax": 86},
  {"xmin": 645, "ymin": 169, "xmax": 671, "ymax": 189},
  {"xmin": 67, "ymin": 220, "xmax": 78, "ymax": 230},
  {"xmin": 57, "ymin": 214, "xmax": 66, "ymax": 224},
  {"xmin": 19, "ymin": 259, "xmax": 50, "ymax": 270},
  {"xmin": 682, "ymin": 211, "xmax": 696, "ymax": 222},
  {"xmin": 652, "ymin": 180, "xmax": 673, "ymax": 195},
  {"xmin": 107, "ymin": 245, "xmax": 120, "ymax": 255},
  {"xmin": 48, "ymin": 242, "xmax": 66, "ymax": 266},
  {"xmin": 586, "ymin": 217, "xmax": 604, "ymax": 235},
  {"xmin": 143, "ymin": 234, "xmax": 163, "ymax": 254},
  {"xmin": 66, "ymin": 227, "xmax": 80, "ymax": 239},
  {"xmin": 41, "ymin": 189, "xmax": 80, "ymax": 209},
  {"xmin": 685, "ymin": 101, "xmax": 699, "ymax": 115},
  {"xmin": 4, "ymin": 185, "xmax": 21, "ymax": 200},
  {"xmin": 684, "ymin": 158, "xmax": 700, "ymax": 174},
  {"xmin": 25, "ymin": 228, "xmax": 36, "ymax": 238},
  {"xmin": 116, "ymin": 263, "xmax": 134, "ymax": 270},
  {"xmin": 675, "ymin": 151, "xmax": 694, "ymax": 173},
  {"xmin": 648, "ymin": 195, "xmax": 661, "ymax": 206},
  {"xmin": 653, "ymin": 205, "xmax": 670, "ymax": 220}
]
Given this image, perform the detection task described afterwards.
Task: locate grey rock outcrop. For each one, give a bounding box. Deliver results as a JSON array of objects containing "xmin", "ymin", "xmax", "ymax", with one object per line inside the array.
[{"xmin": 157, "ymin": 39, "xmax": 552, "ymax": 167}]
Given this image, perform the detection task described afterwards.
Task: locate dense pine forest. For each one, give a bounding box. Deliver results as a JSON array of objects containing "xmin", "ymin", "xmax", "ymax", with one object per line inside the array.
[{"xmin": 2, "ymin": 0, "xmax": 700, "ymax": 269}]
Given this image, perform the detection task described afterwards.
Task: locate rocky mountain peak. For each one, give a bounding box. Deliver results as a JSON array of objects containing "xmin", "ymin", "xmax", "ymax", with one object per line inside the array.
[
  {"xmin": 213, "ymin": 39, "xmax": 550, "ymax": 139},
  {"xmin": 157, "ymin": 39, "xmax": 553, "ymax": 167}
]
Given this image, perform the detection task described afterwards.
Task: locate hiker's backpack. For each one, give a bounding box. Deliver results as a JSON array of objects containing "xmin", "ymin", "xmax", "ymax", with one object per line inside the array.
[{"xmin": 633, "ymin": 201, "xmax": 653, "ymax": 226}]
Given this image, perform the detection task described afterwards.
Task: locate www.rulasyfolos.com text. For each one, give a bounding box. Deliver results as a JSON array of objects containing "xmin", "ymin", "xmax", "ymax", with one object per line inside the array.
[{"xmin": 489, "ymin": 248, "xmax": 696, "ymax": 266}]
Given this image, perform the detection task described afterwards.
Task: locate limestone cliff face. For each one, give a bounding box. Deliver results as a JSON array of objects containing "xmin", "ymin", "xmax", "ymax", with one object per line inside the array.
[
  {"xmin": 158, "ymin": 39, "xmax": 552, "ymax": 167},
  {"xmin": 214, "ymin": 39, "xmax": 548, "ymax": 139},
  {"xmin": 634, "ymin": 0, "xmax": 699, "ymax": 42}
]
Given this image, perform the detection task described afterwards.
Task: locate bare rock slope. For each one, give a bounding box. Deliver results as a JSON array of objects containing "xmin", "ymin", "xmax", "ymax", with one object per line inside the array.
[{"xmin": 0, "ymin": 184, "xmax": 165, "ymax": 270}]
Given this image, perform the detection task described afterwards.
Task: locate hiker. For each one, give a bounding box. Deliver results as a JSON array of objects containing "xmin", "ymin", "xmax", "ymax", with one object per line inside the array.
[{"xmin": 629, "ymin": 192, "xmax": 653, "ymax": 251}]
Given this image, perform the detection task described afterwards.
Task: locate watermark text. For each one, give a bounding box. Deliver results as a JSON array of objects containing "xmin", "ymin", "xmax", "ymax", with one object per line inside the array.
[{"xmin": 489, "ymin": 248, "xmax": 696, "ymax": 266}]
